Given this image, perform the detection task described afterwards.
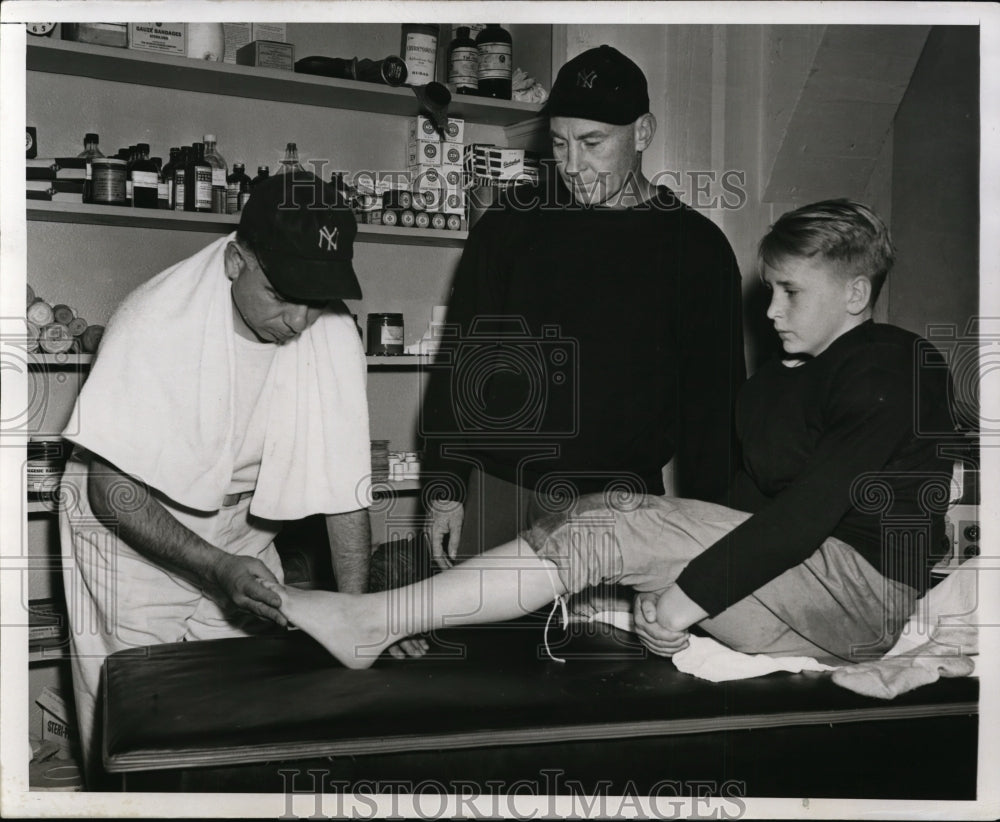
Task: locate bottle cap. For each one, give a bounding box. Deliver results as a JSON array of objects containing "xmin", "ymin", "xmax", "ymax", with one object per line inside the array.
[
  {"xmin": 138, "ymin": 143, "xmax": 150, "ymax": 153},
  {"xmin": 85, "ymin": 133, "xmax": 99, "ymax": 143}
]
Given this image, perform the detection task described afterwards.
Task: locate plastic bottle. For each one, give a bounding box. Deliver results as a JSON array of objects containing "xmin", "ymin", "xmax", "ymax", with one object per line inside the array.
[
  {"xmin": 77, "ymin": 133, "xmax": 104, "ymax": 205},
  {"xmin": 172, "ymin": 147, "xmax": 189, "ymax": 211},
  {"xmin": 476, "ymin": 24, "xmax": 512, "ymax": 99},
  {"xmin": 401, "ymin": 23, "xmax": 439, "ymax": 86},
  {"xmin": 448, "ymin": 26, "xmax": 479, "ymax": 95},
  {"xmin": 130, "ymin": 143, "xmax": 159, "ymax": 209},
  {"xmin": 202, "ymin": 134, "xmax": 228, "ymax": 214},
  {"xmin": 226, "ymin": 162, "xmax": 252, "ymax": 214},
  {"xmin": 160, "ymin": 147, "xmax": 180, "ymax": 209},
  {"xmin": 184, "ymin": 142, "xmax": 213, "ymax": 212},
  {"xmin": 278, "ymin": 142, "xmax": 305, "ymax": 175},
  {"xmin": 251, "ymin": 165, "xmax": 270, "ymax": 189}
]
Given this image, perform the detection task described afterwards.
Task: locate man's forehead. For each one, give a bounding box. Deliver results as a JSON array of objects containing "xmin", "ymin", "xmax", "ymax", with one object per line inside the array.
[{"xmin": 549, "ymin": 116, "xmax": 624, "ymax": 137}]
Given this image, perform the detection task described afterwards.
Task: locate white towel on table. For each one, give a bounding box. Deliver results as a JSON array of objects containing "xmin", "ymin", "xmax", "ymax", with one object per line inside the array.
[
  {"xmin": 589, "ymin": 609, "xmax": 836, "ymax": 681},
  {"xmin": 65, "ymin": 232, "xmax": 371, "ymax": 520}
]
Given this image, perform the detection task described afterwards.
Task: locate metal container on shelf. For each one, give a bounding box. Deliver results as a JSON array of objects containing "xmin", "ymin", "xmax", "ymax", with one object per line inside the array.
[{"xmin": 366, "ymin": 313, "xmax": 404, "ymax": 356}]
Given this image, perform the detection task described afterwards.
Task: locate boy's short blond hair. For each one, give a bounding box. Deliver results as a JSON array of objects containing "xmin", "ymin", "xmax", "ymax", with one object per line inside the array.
[{"xmin": 758, "ymin": 199, "xmax": 895, "ymax": 304}]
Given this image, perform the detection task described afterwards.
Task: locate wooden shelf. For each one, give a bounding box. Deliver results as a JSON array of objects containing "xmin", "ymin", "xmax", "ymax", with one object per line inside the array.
[
  {"xmin": 365, "ymin": 355, "xmax": 437, "ymax": 367},
  {"xmin": 27, "ymin": 40, "xmax": 542, "ymax": 126},
  {"xmin": 27, "ymin": 498, "xmax": 59, "ymax": 515},
  {"xmin": 372, "ymin": 479, "xmax": 421, "ymax": 494},
  {"xmin": 29, "ymin": 645, "xmax": 68, "ymax": 665},
  {"xmin": 27, "ymin": 201, "xmax": 468, "ymax": 247},
  {"xmin": 26, "ymin": 352, "xmax": 93, "ymax": 369},
  {"xmin": 28, "ymin": 352, "xmax": 437, "ymax": 370}
]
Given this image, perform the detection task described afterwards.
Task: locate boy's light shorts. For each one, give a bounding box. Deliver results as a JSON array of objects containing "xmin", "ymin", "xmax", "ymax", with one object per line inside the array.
[{"xmin": 521, "ymin": 493, "xmax": 917, "ymax": 664}]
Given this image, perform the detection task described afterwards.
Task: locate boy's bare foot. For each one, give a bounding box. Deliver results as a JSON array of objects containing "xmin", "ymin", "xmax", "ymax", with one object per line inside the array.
[{"xmin": 264, "ymin": 583, "xmax": 392, "ymax": 669}]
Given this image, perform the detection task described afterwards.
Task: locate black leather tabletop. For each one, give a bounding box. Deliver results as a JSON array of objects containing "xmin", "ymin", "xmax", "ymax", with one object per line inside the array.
[{"xmin": 103, "ymin": 621, "xmax": 979, "ymax": 772}]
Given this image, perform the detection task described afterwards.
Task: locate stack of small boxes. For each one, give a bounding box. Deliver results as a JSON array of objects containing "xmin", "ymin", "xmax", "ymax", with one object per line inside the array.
[{"xmin": 406, "ymin": 115, "xmax": 468, "ymax": 230}]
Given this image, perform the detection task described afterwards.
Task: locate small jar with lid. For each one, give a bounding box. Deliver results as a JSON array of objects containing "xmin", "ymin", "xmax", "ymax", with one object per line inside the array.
[
  {"xmin": 90, "ymin": 158, "xmax": 127, "ymax": 206},
  {"xmin": 366, "ymin": 313, "xmax": 404, "ymax": 355},
  {"xmin": 27, "ymin": 438, "xmax": 69, "ymax": 500}
]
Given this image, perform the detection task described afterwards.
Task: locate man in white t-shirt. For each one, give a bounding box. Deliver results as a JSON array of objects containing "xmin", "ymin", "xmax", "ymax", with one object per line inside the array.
[{"xmin": 59, "ymin": 172, "xmax": 398, "ymax": 778}]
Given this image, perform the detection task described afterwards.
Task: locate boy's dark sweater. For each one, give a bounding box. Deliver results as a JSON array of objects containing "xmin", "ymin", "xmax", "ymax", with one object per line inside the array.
[{"xmin": 677, "ymin": 320, "xmax": 955, "ymax": 616}]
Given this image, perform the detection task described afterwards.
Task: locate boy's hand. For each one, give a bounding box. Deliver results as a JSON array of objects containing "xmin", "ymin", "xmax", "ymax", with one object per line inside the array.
[{"xmin": 633, "ymin": 591, "xmax": 690, "ymax": 657}]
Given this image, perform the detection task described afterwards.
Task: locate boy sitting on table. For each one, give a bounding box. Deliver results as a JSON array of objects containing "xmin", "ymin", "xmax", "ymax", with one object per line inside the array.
[{"xmin": 265, "ymin": 199, "xmax": 956, "ymax": 667}]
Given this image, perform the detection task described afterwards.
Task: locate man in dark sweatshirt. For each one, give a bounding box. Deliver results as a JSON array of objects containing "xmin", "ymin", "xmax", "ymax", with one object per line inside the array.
[{"xmin": 420, "ymin": 45, "xmax": 746, "ymax": 583}]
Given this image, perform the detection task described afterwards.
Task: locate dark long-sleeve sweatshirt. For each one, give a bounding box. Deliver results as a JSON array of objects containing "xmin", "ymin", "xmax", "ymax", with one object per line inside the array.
[
  {"xmin": 676, "ymin": 320, "xmax": 956, "ymax": 615},
  {"xmin": 421, "ymin": 181, "xmax": 746, "ymax": 504}
]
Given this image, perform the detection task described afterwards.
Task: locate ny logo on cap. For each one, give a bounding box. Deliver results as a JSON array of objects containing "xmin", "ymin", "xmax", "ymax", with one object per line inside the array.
[
  {"xmin": 577, "ymin": 69, "xmax": 597, "ymax": 89},
  {"xmin": 318, "ymin": 226, "xmax": 339, "ymax": 252}
]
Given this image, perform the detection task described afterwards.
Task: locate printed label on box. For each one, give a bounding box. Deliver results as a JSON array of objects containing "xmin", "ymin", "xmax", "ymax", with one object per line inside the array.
[{"xmin": 129, "ymin": 23, "xmax": 186, "ymax": 54}]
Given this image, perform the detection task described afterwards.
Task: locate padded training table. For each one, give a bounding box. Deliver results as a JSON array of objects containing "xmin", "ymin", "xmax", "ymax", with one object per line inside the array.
[{"xmin": 103, "ymin": 622, "xmax": 978, "ymax": 796}]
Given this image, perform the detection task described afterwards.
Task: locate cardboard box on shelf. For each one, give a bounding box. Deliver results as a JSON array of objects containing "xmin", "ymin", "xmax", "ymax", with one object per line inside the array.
[
  {"xmin": 408, "ymin": 116, "xmax": 465, "ymax": 145},
  {"xmin": 440, "ymin": 162, "xmax": 464, "ymax": 189},
  {"xmin": 61, "ymin": 23, "xmax": 128, "ymax": 48},
  {"xmin": 406, "ymin": 138, "xmax": 442, "ymax": 167},
  {"xmin": 128, "ymin": 23, "xmax": 186, "ymax": 55},
  {"xmin": 36, "ymin": 687, "xmax": 73, "ymax": 758},
  {"xmin": 224, "ymin": 23, "xmax": 287, "ymax": 63},
  {"xmin": 236, "ymin": 40, "xmax": 295, "ymax": 71}
]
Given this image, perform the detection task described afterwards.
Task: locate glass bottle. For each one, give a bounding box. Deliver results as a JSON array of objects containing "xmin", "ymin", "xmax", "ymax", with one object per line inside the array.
[
  {"xmin": 400, "ymin": 23, "xmax": 439, "ymax": 86},
  {"xmin": 251, "ymin": 165, "xmax": 270, "ymax": 189},
  {"xmin": 226, "ymin": 162, "xmax": 252, "ymax": 214},
  {"xmin": 124, "ymin": 145, "xmax": 138, "ymax": 206},
  {"xmin": 77, "ymin": 133, "xmax": 104, "ymax": 205},
  {"xmin": 172, "ymin": 147, "xmax": 189, "ymax": 211},
  {"xmin": 202, "ymin": 134, "xmax": 228, "ymax": 214},
  {"xmin": 160, "ymin": 147, "xmax": 180, "ymax": 209},
  {"xmin": 130, "ymin": 143, "xmax": 159, "ymax": 209},
  {"xmin": 448, "ymin": 26, "xmax": 479, "ymax": 95},
  {"xmin": 278, "ymin": 142, "xmax": 305, "ymax": 175},
  {"xmin": 476, "ymin": 24, "xmax": 512, "ymax": 99},
  {"xmin": 184, "ymin": 142, "xmax": 213, "ymax": 213}
]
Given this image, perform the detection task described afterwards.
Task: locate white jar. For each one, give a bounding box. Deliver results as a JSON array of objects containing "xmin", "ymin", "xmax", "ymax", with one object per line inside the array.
[{"xmin": 186, "ymin": 23, "xmax": 224, "ymax": 61}]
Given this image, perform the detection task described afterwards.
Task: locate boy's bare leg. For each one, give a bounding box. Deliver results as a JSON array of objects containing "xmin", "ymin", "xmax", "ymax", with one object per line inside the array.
[{"xmin": 266, "ymin": 538, "xmax": 567, "ymax": 668}]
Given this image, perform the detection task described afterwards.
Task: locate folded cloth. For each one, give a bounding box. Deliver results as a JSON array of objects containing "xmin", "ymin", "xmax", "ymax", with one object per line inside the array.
[
  {"xmin": 831, "ymin": 557, "xmax": 980, "ymax": 699},
  {"xmin": 589, "ymin": 610, "xmax": 835, "ymax": 681},
  {"xmin": 64, "ymin": 232, "xmax": 371, "ymax": 521},
  {"xmin": 671, "ymin": 635, "xmax": 836, "ymax": 682}
]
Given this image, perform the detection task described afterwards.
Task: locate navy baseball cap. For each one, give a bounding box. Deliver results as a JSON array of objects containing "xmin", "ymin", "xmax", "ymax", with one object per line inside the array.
[
  {"xmin": 542, "ymin": 45, "xmax": 649, "ymax": 126},
  {"xmin": 238, "ymin": 172, "xmax": 362, "ymax": 301}
]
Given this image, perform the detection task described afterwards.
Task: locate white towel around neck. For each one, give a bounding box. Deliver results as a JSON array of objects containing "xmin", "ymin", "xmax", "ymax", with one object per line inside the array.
[{"xmin": 64, "ymin": 233, "xmax": 371, "ymax": 520}]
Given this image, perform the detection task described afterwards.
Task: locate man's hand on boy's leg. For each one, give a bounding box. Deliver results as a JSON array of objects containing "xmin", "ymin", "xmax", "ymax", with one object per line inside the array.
[{"xmin": 633, "ymin": 590, "xmax": 690, "ymax": 657}]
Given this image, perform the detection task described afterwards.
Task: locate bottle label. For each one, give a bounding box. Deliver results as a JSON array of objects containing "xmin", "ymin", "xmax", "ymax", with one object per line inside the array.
[
  {"xmin": 125, "ymin": 180, "xmax": 133, "ymax": 200},
  {"xmin": 132, "ymin": 170, "xmax": 158, "ymax": 189},
  {"xmin": 478, "ymin": 42, "xmax": 512, "ymax": 80},
  {"xmin": 157, "ymin": 180, "xmax": 170, "ymax": 203},
  {"xmin": 227, "ymin": 183, "xmax": 240, "ymax": 214},
  {"xmin": 92, "ymin": 167, "xmax": 126, "ymax": 203},
  {"xmin": 85, "ymin": 162, "xmax": 92, "ymax": 181},
  {"xmin": 173, "ymin": 179, "xmax": 185, "ymax": 210},
  {"xmin": 195, "ymin": 168, "xmax": 212, "ymax": 210},
  {"xmin": 212, "ymin": 168, "xmax": 226, "ymax": 187},
  {"xmin": 404, "ymin": 32, "xmax": 437, "ymax": 84},
  {"xmin": 449, "ymin": 46, "xmax": 479, "ymax": 87},
  {"xmin": 380, "ymin": 324, "xmax": 404, "ymax": 345}
]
